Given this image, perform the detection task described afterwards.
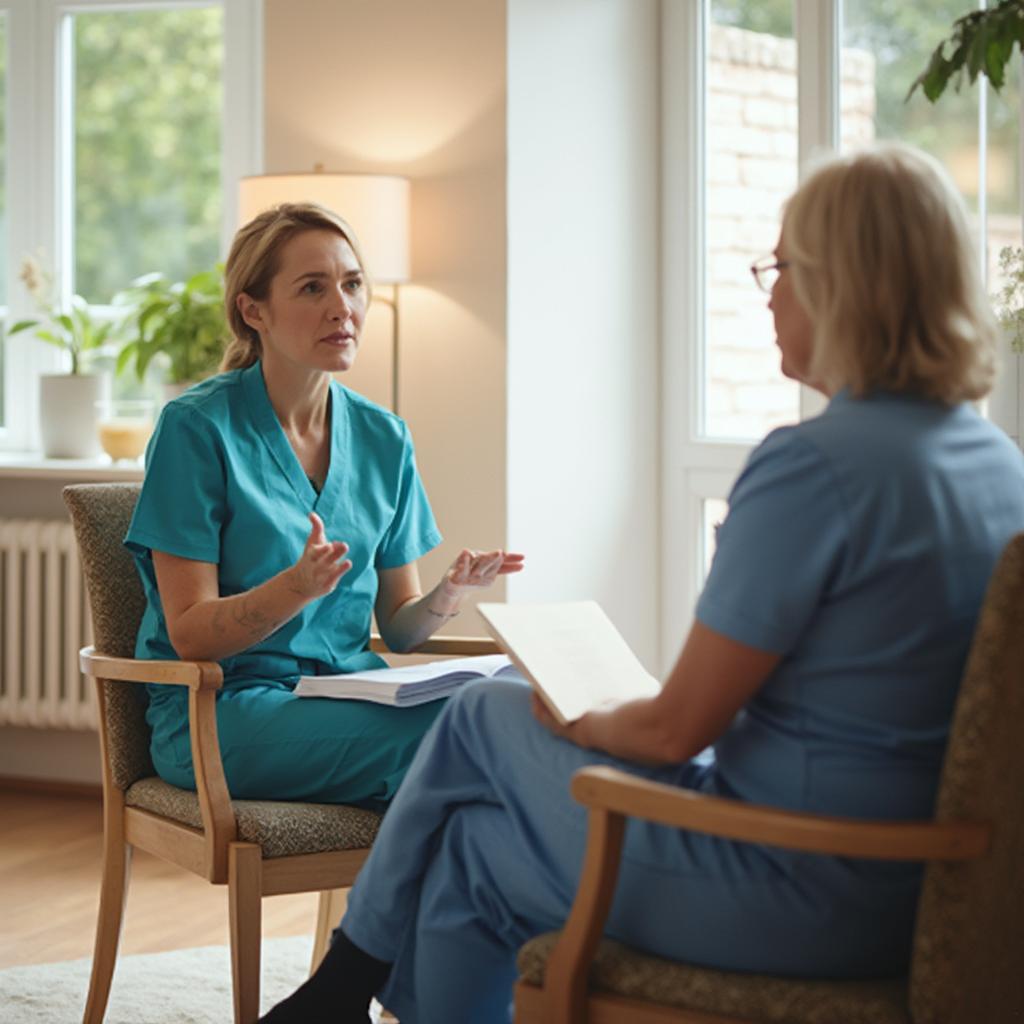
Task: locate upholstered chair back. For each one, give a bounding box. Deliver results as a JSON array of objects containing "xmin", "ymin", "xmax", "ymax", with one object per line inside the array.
[
  {"xmin": 63, "ymin": 482, "xmax": 153, "ymax": 789},
  {"xmin": 909, "ymin": 533, "xmax": 1024, "ymax": 1021}
]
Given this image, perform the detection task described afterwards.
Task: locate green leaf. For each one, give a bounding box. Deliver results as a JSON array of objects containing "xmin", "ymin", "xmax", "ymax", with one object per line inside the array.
[
  {"xmin": 116, "ymin": 343, "xmax": 138, "ymax": 378},
  {"xmin": 35, "ymin": 330, "xmax": 67, "ymax": 348},
  {"xmin": 7, "ymin": 319, "xmax": 41, "ymax": 335}
]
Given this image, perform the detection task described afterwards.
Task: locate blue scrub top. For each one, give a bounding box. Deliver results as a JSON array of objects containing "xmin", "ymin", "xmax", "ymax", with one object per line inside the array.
[
  {"xmin": 126, "ymin": 361, "xmax": 442, "ymax": 685},
  {"xmin": 697, "ymin": 390, "xmax": 1024, "ymax": 822}
]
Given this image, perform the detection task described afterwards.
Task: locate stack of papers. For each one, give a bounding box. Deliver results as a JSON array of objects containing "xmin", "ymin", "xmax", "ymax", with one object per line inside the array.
[{"xmin": 295, "ymin": 654, "xmax": 520, "ymax": 707}]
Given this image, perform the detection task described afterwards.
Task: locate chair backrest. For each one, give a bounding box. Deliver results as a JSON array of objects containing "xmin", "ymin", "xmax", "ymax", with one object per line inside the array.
[
  {"xmin": 909, "ymin": 533, "xmax": 1024, "ymax": 1022},
  {"xmin": 63, "ymin": 482, "xmax": 153, "ymax": 789}
]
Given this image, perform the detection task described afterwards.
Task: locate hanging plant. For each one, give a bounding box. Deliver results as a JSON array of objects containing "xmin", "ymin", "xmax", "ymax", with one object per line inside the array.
[{"xmin": 907, "ymin": 0, "xmax": 1024, "ymax": 102}]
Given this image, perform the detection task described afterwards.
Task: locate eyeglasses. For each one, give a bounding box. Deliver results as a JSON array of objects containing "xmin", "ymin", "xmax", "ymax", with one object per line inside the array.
[{"xmin": 750, "ymin": 256, "xmax": 790, "ymax": 293}]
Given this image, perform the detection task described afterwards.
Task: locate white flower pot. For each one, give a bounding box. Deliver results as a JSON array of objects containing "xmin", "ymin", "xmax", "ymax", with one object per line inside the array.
[{"xmin": 39, "ymin": 373, "xmax": 108, "ymax": 458}]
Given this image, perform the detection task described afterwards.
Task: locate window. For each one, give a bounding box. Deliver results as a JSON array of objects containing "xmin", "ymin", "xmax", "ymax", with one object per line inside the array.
[
  {"xmin": 662, "ymin": 1, "xmax": 1022, "ymax": 668},
  {"xmin": 0, "ymin": 0, "xmax": 261, "ymax": 450},
  {"xmin": 72, "ymin": 7, "xmax": 224, "ymax": 303},
  {"xmin": 705, "ymin": 1, "xmax": 799, "ymax": 442}
]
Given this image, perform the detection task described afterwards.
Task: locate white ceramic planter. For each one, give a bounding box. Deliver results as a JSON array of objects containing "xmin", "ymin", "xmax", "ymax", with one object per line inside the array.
[{"xmin": 39, "ymin": 373, "xmax": 108, "ymax": 458}]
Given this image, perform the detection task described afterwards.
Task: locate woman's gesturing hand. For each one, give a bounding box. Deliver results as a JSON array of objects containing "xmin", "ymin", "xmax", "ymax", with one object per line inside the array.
[
  {"xmin": 443, "ymin": 549, "xmax": 525, "ymax": 593},
  {"xmin": 423, "ymin": 549, "xmax": 525, "ymax": 621},
  {"xmin": 290, "ymin": 512, "xmax": 352, "ymax": 599}
]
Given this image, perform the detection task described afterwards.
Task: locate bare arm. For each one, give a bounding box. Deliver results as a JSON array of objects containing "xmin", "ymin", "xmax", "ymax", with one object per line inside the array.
[
  {"xmin": 534, "ymin": 620, "xmax": 781, "ymax": 765},
  {"xmin": 375, "ymin": 549, "xmax": 526, "ymax": 654},
  {"xmin": 154, "ymin": 512, "xmax": 352, "ymax": 662}
]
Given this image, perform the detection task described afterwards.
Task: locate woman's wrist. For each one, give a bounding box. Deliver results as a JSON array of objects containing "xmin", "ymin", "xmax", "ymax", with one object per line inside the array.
[{"xmin": 426, "ymin": 578, "xmax": 464, "ymax": 618}]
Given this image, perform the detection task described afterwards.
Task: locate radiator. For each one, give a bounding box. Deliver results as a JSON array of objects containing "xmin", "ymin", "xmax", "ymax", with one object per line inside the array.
[{"xmin": 0, "ymin": 519, "xmax": 96, "ymax": 729}]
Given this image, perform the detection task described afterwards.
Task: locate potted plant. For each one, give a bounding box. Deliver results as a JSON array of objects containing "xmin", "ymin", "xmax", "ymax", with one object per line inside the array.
[
  {"xmin": 9, "ymin": 257, "xmax": 119, "ymax": 458},
  {"xmin": 116, "ymin": 267, "xmax": 228, "ymax": 398}
]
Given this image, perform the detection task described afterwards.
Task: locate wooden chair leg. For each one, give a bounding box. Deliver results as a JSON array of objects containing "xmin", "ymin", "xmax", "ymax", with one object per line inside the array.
[
  {"xmin": 311, "ymin": 887, "xmax": 348, "ymax": 973},
  {"xmin": 82, "ymin": 829, "xmax": 132, "ymax": 1024},
  {"xmin": 229, "ymin": 842, "xmax": 263, "ymax": 1024}
]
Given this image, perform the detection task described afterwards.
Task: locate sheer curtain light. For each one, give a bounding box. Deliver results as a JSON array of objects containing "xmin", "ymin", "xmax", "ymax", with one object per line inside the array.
[{"xmin": 237, "ymin": 171, "xmax": 411, "ymax": 411}]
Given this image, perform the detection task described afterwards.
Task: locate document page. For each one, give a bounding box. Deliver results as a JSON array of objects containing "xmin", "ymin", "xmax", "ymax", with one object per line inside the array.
[{"xmin": 477, "ymin": 601, "xmax": 660, "ymax": 724}]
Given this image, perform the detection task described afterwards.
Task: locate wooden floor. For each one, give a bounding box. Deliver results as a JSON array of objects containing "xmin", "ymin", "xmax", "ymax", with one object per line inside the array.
[{"xmin": 0, "ymin": 785, "xmax": 325, "ymax": 969}]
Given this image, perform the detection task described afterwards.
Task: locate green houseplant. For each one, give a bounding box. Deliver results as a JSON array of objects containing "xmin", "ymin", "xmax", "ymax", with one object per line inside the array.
[
  {"xmin": 907, "ymin": 0, "xmax": 1024, "ymax": 102},
  {"xmin": 10, "ymin": 256, "xmax": 120, "ymax": 458},
  {"xmin": 116, "ymin": 267, "xmax": 228, "ymax": 390},
  {"xmin": 10, "ymin": 257, "xmax": 116, "ymax": 374}
]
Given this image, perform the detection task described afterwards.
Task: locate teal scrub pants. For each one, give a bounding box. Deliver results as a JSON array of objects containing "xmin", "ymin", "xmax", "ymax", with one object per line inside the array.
[{"xmin": 147, "ymin": 680, "xmax": 446, "ymax": 807}]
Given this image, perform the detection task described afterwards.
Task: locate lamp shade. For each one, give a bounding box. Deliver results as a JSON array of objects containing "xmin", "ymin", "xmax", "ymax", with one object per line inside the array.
[{"xmin": 238, "ymin": 172, "xmax": 411, "ymax": 283}]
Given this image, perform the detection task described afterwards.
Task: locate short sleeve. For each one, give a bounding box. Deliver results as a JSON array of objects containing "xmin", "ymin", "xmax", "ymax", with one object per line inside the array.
[
  {"xmin": 375, "ymin": 427, "xmax": 442, "ymax": 569},
  {"xmin": 125, "ymin": 403, "xmax": 226, "ymax": 564},
  {"xmin": 695, "ymin": 430, "xmax": 849, "ymax": 654}
]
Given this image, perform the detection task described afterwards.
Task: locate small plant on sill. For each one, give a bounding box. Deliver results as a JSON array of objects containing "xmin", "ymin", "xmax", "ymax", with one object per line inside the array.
[{"xmin": 9, "ymin": 256, "xmax": 118, "ymax": 375}]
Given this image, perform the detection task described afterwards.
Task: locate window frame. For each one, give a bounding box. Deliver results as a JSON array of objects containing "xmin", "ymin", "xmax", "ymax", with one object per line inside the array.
[
  {"xmin": 0, "ymin": 0, "xmax": 262, "ymax": 451},
  {"xmin": 659, "ymin": 0, "xmax": 1020, "ymax": 671}
]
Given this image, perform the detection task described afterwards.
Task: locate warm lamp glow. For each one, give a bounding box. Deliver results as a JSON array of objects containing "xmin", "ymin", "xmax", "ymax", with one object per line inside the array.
[{"xmin": 238, "ymin": 172, "xmax": 410, "ymax": 284}]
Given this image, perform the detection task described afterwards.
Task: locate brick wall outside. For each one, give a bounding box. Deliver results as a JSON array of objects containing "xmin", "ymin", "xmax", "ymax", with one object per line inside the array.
[{"xmin": 704, "ymin": 25, "xmax": 877, "ymax": 439}]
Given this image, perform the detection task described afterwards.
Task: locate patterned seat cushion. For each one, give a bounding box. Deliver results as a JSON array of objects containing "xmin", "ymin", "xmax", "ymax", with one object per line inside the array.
[
  {"xmin": 517, "ymin": 933, "xmax": 910, "ymax": 1024},
  {"xmin": 125, "ymin": 777, "xmax": 381, "ymax": 858}
]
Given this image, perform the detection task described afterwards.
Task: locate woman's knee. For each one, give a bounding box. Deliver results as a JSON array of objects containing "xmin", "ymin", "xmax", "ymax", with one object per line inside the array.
[{"xmin": 446, "ymin": 677, "xmax": 533, "ymax": 733}]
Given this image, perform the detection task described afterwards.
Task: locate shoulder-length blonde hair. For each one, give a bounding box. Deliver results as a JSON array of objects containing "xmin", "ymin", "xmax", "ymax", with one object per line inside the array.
[
  {"xmin": 220, "ymin": 202, "xmax": 370, "ymax": 372},
  {"xmin": 782, "ymin": 143, "xmax": 997, "ymax": 403}
]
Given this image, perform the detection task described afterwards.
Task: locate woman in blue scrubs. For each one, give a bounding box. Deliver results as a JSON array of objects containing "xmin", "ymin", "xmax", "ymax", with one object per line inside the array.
[
  {"xmin": 126, "ymin": 202, "xmax": 523, "ymax": 806},
  {"xmin": 261, "ymin": 144, "xmax": 1024, "ymax": 1023}
]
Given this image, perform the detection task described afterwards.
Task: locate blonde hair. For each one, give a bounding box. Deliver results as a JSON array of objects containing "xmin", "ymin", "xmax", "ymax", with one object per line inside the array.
[
  {"xmin": 782, "ymin": 143, "xmax": 997, "ymax": 403},
  {"xmin": 220, "ymin": 202, "xmax": 369, "ymax": 372}
]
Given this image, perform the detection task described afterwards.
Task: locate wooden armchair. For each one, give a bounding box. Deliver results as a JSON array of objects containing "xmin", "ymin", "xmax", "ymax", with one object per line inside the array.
[
  {"xmin": 63, "ymin": 482, "xmax": 499, "ymax": 1024},
  {"xmin": 515, "ymin": 534, "xmax": 1024, "ymax": 1024}
]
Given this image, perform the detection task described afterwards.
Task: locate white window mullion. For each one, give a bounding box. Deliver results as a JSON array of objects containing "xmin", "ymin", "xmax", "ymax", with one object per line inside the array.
[
  {"xmin": 794, "ymin": 0, "xmax": 839, "ymax": 423},
  {"xmin": 221, "ymin": 0, "xmax": 263, "ymax": 252},
  {"xmin": 1, "ymin": 1, "xmax": 63, "ymax": 451},
  {"xmin": 660, "ymin": 0, "xmax": 707, "ymax": 673}
]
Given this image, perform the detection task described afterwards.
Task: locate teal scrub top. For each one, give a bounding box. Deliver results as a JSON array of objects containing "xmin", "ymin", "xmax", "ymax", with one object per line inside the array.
[{"xmin": 125, "ymin": 361, "xmax": 442, "ymax": 685}]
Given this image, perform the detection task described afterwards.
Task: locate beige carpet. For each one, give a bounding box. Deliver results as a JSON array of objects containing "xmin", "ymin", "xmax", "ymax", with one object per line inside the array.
[{"xmin": 0, "ymin": 935, "xmax": 316, "ymax": 1023}]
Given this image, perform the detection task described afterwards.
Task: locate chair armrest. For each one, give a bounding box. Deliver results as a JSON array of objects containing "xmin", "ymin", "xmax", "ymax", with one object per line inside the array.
[
  {"xmin": 81, "ymin": 645, "xmax": 235, "ymax": 881},
  {"xmin": 368, "ymin": 634, "xmax": 501, "ymax": 656},
  {"xmin": 537, "ymin": 764, "xmax": 991, "ymax": 1021},
  {"xmin": 571, "ymin": 765, "xmax": 990, "ymax": 861},
  {"xmin": 80, "ymin": 646, "xmax": 223, "ymax": 691}
]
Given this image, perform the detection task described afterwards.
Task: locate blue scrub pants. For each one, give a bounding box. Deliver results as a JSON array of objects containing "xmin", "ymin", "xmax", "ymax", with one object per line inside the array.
[
  {"xmin": 340, "ymin": 679, "xmax": 919, "ymax": 1024},
  {"xmin": 148, "ymin": 680, "xmax": 446, "ymax": 806}
]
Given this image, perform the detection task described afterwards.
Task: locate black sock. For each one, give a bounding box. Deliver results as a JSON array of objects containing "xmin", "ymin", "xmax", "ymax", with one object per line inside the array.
[{"xmin": 258, "ymin": 932, "xmax": 392, "ymax": 1024}]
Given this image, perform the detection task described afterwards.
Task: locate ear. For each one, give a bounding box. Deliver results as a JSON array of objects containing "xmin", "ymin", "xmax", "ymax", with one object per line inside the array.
[{"xmin": 236, "ymin": 292, "xmax": 265, "ymax": 333}]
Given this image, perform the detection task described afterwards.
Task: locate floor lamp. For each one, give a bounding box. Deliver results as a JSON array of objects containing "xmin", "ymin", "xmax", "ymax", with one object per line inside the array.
[{"xmin": 237, "ymin": 170, "xmax": 411, "ymax": 414}]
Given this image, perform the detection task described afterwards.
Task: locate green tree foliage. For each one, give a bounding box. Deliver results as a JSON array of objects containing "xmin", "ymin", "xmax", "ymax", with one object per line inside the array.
[
  {"xmin": 712, "ymin": 0, "xmax": 1016, "ymax": 212},
  {"xmin": 73, "ymin": 7, "xmax": 223, "ymax": 303}
]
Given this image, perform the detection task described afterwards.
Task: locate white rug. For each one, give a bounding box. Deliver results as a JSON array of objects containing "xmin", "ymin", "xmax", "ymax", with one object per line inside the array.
[{"xmin": 0, "ymin": 934, "xmax": 319, "ymax": 1023}]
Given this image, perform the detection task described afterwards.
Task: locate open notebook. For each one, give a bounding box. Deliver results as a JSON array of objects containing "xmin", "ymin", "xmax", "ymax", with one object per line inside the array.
[
  {"xmin": 295, "ymin": 654, "xmax": 521, "ymax": 707},
  {"xmin": 477, "ymin": 600, "xmax": 660, "ymax": 725}
]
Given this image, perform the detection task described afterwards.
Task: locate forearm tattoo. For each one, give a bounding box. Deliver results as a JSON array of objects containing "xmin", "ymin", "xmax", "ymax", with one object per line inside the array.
[{"xmin": 211, "ymin": 593, "xmax": 285, "ymax": 641}]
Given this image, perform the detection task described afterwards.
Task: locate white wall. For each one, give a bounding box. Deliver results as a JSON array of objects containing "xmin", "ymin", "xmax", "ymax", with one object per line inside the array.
[
  {"xmin": 506, "ymin": 0, "xmax": 661, "ymax": 669},
  {"xmin": 264, "ymin": 0, "xmax": 509, "ymax": 616}
]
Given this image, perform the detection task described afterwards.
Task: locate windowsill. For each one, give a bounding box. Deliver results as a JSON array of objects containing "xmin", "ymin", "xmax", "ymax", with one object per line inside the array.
[{"xmin": 0, "ymin": 452, "xmax": 144, "ymax": 481}]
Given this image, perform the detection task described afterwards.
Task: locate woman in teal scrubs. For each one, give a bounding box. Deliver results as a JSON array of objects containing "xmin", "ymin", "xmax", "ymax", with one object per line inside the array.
[{"xmin": 126, "ymin": 202, "xmax": 523, "ymax": 806}]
